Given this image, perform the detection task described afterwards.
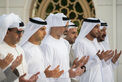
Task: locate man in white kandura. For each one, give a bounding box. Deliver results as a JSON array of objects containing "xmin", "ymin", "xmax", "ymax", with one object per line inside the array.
[
  {"xmin": 41, "ymin": 13, "xmax": 87, "ymax": 82},
  {"xmin": 65, "ymin": 21, "xmax": 79, "ymax": 82},
  {"xmin": 20, "ymin": 17, "xmax": 64, "ymax": 82},
  {"xmin": 96, "ymin": 20, "xmax": 121, "ymax": 82},
  {"xmin": 73, "ymin": 18, "xmax": 105, "ymax": 82},
  {"xmin": 0, "ymin": 13, "xmax": 39, "ymax": 82},
  {"xmin": 0, "ymin": 13, "xmax": 28, "ymax": 82}
]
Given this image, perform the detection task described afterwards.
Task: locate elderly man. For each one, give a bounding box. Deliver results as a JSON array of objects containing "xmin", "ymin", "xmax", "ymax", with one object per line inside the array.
[
  {"xmin": 65, "ymin": 22, "xmax": 78, "ymax": 44},
  {"xmin": 41, "ymin": 13, "xmax": 86, "ymax": 82},
  {"xmin": 65, "ymin": 22, "xmax": 79, "ymax": 82}
]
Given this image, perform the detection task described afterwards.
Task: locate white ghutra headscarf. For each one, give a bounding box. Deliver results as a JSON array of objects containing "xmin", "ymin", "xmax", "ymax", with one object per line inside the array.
[
  {"xmin": 73, "ymin": 18, "xmax": 100, "ymax": 49},
  {"xmin": 19, "ymin": 17, "xmax": 47, "ymax": 46},
  {"xmin": 42, "ymin": 13, "xmax": 69, "ymax": 43},
  {"xmin": 100, "ymin": 20, "xmax": 110, "ymax": 50},
  {"xmin": 0, "ymin": 13, "xmax": 23, "ymax": 43}
]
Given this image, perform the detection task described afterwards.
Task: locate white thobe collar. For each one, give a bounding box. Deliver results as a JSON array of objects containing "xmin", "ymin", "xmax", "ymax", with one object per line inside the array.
[
  {"xmin": 49, "ymin": 35, "xmax": 62, "ymax": 41},
  {"xmin": 2, "ymin": 41, "xmax": 18, "ymax": 49}
]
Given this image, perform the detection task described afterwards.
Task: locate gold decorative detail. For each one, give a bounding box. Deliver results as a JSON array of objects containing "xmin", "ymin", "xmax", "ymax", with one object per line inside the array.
[{"xmin": 30, "ymin": 0, "xmax": 96, "ymax": 29}]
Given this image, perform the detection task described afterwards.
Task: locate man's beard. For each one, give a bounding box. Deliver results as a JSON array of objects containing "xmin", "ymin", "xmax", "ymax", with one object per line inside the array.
[
  {"xmin": 69, "ymin": 39, "xmax": 75, "ymax": 44},
  {"xmin": 15, "ymin": 38, "xmax": 20, "ymax": 44},
  {"xmin": 90, "ymin": 33, "xmax": 97, "ymax": 38},
  {"xmin": 100, "ymin": 34, "xmax": 106, "ymax": 41},
  {"xmin": 102, "ymin": 34, "xmax": 106, "ymax": 39},
  {"xmin": 97, "ymin": 37, "xmax": 104, "ymax": 42},
  {"xmin": 36, "ymin": 37, "xmax": 42, "ymax": 42},
  {"xmin": 97, "ymin": 34, "xmax": 106, "ymax": 42}
]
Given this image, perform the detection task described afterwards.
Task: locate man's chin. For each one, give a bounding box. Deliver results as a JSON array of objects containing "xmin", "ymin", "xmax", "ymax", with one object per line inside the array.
[
  {"xmin": 71, "ymin": 41, "xmax": 75, "ymax": 44},
  {"xmin": 15, "ymin": 41, "xmax": 19, "ymax": 44},
  {"xmin": 100, "ymin": 38, "xmax": 105, "ymax": 42},
  {"xmin": 16, "ymin": 39, "xmax": 21, "ymax": 44},
  {"xmin": 41, "ymin": 37, "xmax": 44, "ymax": 40}
]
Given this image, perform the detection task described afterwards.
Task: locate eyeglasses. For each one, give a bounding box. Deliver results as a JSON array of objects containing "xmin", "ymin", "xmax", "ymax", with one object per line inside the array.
[
  {"xmin": 8, "ymin": 28, "xmax": 24, "ymax": 34},
  {"xmin": 16, "ymin": 30, "xmax": 24, "ymax": 34}
]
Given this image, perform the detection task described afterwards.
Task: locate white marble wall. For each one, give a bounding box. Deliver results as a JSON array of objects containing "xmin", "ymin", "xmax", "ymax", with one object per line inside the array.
[
  {"xmin": 0, "ymin": 0, "xmax": 32, "ymax": 23},
  {"xmin": 117, "ymin": 0, "xmax": 122, "ymax": 82}
]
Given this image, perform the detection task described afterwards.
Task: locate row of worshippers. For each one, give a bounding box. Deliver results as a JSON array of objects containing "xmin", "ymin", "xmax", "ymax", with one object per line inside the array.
[
  {"xmin": 0, "ymin": 13, "xmax": 121, "ymax": 82},
  {"xmin": 0, "ymin": 13, "xmax": 88, "ymax": 82}
]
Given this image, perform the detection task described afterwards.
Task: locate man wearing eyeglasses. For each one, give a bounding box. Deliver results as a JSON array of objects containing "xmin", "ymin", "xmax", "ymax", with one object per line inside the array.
[{"xmin": 0, "ymin": 13, "xmax": 39, "ymax": 82}]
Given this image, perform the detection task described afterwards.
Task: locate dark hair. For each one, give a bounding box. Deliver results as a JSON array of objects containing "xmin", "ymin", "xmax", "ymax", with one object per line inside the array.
[{"xmin": 8, "ymin": 28, "xmax": 14, "ymax": 31}]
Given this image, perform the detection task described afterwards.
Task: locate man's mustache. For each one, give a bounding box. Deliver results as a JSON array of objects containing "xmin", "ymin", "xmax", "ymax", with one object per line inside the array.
[{"xmin": 102, "ymin": 34, "xmax": 106, "ymax": 38}]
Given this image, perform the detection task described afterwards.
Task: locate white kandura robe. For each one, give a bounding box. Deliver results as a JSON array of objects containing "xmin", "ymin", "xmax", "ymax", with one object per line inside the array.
[
  {"xmin": 95, "ymin": 40, "xmax": 118, "ymax": 82},
  {"xmin": 0, "ymin": 41, "xmax": 28, "ymax": 82},
  {"xmin": 69, "ymin": 45, "xmax": 75, "ymax": 67},
  {"xmin": 22, "ymin": 41, "xmax": 48, "ymax": 82},
  {"xmin": 41, "ymin": 35, "xmax": 71, "ymax": 82},
  {"xmin": 69, "ymin": 45, "xmax": 79, "ymax": 82},
  {"xmin": 72, "ymin": 37, "xmax": 103, "ymax": 82}
]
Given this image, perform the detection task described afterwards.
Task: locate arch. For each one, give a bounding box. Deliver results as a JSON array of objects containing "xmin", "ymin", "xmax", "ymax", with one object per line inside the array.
[{"xmin": 30, "ymin": 0, "xmax": 96, "ymax": 29}]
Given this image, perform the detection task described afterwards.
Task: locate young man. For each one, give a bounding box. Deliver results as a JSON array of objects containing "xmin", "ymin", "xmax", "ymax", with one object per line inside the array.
[
  {"xmin": 20, "ymin": 17, "xmax": 64, "ymax": 82},
  {"xmin": 73, "ymin": 18, "xmax": 104, "ymax": 82},
  {"xmin": 97, "ymin": 20, "xmax": 121, "ymax": 82}
]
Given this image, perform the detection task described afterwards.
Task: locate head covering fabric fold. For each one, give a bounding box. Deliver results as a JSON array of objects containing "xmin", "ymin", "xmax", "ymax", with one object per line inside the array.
[
  {"xmin": 45, "ymin": 13, "xmax": 68, "ymax": 35},
  {"xmin": 42, "ymin": 13, "xmax": 68, "ymax": 43},
  {"xmin": 72, "ymin": 18, "xmax": 100, "ymax": 50},
  {"xmin": 19, "ymin": 17, "xmax": 47, "ymax": 46},
  {"xmin": 74, "ymin": 18, "xmax": 100, "ymax": 44},
  {"xmin": 0, "ymin": 13, "xmax": 23, "ymax": 43},
  {"xmin": 68, "ymin": 21, "xmax": 77, "ymax": 30},
  {"xmin": 100, "ymin": 20, "xmax": 108, "ymax": 29},
  {"xmin": 100, "ymin": 20, "xmax": 110, "ymax": 50}
]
